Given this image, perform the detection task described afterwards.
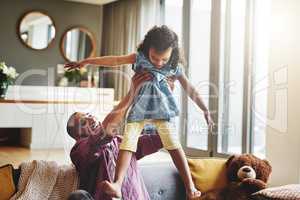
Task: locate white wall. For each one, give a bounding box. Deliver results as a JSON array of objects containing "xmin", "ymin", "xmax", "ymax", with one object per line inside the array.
[{"xmin": 266, "ymin": 0, "xmax": 300, "ymax": 186}]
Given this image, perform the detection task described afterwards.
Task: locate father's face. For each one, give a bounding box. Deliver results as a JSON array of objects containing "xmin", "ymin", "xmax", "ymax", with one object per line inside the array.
[{"xmin": 72, "ymin": 112, "xmax": 102, "ymax": 139}]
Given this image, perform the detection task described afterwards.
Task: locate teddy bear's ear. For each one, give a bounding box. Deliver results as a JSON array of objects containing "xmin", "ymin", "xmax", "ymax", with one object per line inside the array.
[
  {"xmin": 226, "ymin": 155, "xmax": 237, "ymax": 167},
  {"xmin": 256, "ymin": 159, "xmax": 272, "ymax": 183},
  {"xmin": 263, "ymin": 160, "xmax": 272, "ymax": 171},
  {"xmin": 226, "ymin": 154, "xmax": 240, "ymax": 182},
  {"xmin": 263, "ymin": 159, "xmax": 272, "ymax": 175}
]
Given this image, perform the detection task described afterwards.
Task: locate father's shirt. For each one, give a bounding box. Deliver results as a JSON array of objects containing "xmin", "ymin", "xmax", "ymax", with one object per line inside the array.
[{"xmin": 70, "ymin": 125, "xmax": 163, "ymax": 200}]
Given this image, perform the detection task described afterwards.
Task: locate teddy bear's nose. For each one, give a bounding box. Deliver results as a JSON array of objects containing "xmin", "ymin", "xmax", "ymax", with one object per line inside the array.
[{"xmin": 243, "ymin": 167, "xmax": 251, "ymax": 173}]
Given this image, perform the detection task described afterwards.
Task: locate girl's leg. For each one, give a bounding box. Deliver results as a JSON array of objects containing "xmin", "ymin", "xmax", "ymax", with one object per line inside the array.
[
  {"xmin": 168, "ymin": 148, "xmax": 201, "ymax": 199},
  {"xmin": 101, "ymin": 121, "xmax": 144, "ymax": 198},
  {"xmin": 154, "ymin": 120, "xmax": 201, "ymax": 200}
]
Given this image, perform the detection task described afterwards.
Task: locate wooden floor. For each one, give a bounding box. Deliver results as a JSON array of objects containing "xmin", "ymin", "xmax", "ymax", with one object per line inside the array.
[
  {"xmin": 0, "ymin": 146, "xmax": 172, "ymax": 168},
  {"xmin": 0, "ymin": 146, "xmax": 72, "ymax": 168}
]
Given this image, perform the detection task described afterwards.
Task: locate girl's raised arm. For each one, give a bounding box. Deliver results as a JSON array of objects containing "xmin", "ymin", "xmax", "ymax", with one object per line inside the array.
[{"xmin": 65, "ymin": 53, "xmax": 136, "ymax": 70}]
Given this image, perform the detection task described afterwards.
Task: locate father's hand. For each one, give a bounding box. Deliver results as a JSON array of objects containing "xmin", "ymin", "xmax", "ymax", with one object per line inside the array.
[
  {"xmin": 102, "ymin": 71, "xmax": 153, "ymax": 136},
  {"xmin": 167, "ymin": 76, "xmax": 176, "ymax": 91},
  {"xmin": 129, "ymin": 71, "xmax": 153, "ymax": 96}
]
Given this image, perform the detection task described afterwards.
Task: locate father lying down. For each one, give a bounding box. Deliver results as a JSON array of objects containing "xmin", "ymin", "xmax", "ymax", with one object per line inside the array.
[{"xmin": 67, "ymin": 72, "xmax": 165, "ymax": 200}]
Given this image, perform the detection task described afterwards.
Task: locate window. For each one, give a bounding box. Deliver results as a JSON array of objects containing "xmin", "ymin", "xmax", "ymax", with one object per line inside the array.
[
  {"xmin": 218, "ymin": 0, "xmax": 270, "ymax": 157},
  {"xmin": 164, "ymin": 0, "xmax": 270, "ymax": 158},
  {"xmin": 218, "ymin": 0, "xmax": 247, "ymax": 155},
  {"xmin": 164, "ymin": 0, "xmax": 184, "ymax": 137},
  {"xmin": 164, "ymin": 0, "xmax": 183, "ymax": 41},
  {"xmin": 251, "ymin": 0, "xmax": 271, "ymax": 158},
  {"xmin": 186, "ymin": 0, "xmax": 212, "ymax": 151}
]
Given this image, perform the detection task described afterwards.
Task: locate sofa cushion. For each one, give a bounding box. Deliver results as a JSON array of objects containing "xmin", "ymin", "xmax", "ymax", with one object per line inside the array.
[
  {"xmin": 0, "ymin": 164, "xmax": 16, "ymax": 200},
  {"xmin": 188, "ymin": 158, "xmax": 228, "ymax": 193},
  {"xmin": 140, "ymin": 162, "xmax": 186, "ymax": 200}
]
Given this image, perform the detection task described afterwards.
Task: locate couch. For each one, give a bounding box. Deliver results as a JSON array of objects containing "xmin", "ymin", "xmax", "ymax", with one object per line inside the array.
[
  {"xmin": 139, "ymin": 162, "xmax": 275, "ymax": 200},
  {"xmin": 8, "ymin": 161, "xmax": 296, "ymax": 200},
  {"xmin": 140, "ymin": 162, "xmax": 268, "ymax": 200},
  {"xmin": 140, "ymin": 162, "xmax": 186, "ymax": 200},
  {"xmin": 7, "ymin": 161, "xmax": 185, "ymax": 200}
]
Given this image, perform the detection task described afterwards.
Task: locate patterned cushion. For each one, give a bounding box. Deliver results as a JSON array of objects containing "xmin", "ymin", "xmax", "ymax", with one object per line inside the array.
[
  {"xmin": 253, "ymin": 184, "xmax": 300, "ymax": 200},
  {"xmin": 251, "ymin": 194, "xmax": 273, "ymax": 200}
]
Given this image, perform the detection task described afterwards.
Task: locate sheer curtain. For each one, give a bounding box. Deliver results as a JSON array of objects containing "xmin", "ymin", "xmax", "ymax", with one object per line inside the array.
[
  {"xmin": 140, "ymin": 0, "xmax": 163, "ymax": 36},
  {"xmin": 101, "ymin": 0, "xmax": 162, "ymax": 100}
]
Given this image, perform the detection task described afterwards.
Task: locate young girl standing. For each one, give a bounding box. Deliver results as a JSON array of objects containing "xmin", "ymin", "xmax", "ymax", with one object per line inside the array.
[{"xmin": 65, "ymin": 25, "xmax": 214, "ymax": 200}]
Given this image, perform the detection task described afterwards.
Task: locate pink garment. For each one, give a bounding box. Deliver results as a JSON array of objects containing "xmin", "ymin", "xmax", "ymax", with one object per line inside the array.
[{"xmin": 70, "ymin": 127, "xmax": 163, "ymax": 200}]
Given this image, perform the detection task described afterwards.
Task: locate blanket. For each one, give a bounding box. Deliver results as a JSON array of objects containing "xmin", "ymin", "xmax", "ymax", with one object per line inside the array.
[
  {"xmin": 253, "ymin": 184, "xmax": 300, "ymax": 200},
  {"xmin": 10, "ymin": 160, "xmax": 79, "ymax": 200}
]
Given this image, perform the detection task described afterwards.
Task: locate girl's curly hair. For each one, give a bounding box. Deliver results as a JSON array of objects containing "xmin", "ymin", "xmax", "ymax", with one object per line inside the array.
[{"xmin": 137, "ymin": 25, "xmax": 185, "ymax": 68}]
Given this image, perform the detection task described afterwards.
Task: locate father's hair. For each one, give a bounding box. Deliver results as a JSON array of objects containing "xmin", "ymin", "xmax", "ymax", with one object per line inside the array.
[{"xmin": 66, "ymin": 112, "xmax": 79, "ymax": 139}]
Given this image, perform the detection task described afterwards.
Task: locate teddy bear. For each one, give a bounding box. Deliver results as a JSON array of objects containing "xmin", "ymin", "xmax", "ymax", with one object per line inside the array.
[{"xmin": 200, "ymin": 154, "xmax": 272, "ymax": 200}]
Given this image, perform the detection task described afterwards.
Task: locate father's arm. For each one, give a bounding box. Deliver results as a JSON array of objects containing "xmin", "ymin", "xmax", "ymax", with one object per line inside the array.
[{"xmin": 102, "ymin": 72, "xmax": 152, "ymax": 136}]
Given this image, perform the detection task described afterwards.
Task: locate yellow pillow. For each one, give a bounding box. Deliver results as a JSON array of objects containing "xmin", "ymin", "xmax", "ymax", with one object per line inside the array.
[
  {"xmin": 0, "ymin": 164, "xmax": 16, "ymax": 200},
  {"xmin": 188, "ymin": 158, "xmax": 228, "ymax": 193}
]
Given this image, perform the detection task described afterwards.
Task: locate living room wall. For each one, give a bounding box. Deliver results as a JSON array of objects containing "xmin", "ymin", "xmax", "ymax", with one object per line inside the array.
[
  {"xmin": 267, "ymin": 0, "xmax": 300, "ymax": 186},
  {"xmin": 0, "ymin": 0, "xmax": 103, "ymax": 86}
]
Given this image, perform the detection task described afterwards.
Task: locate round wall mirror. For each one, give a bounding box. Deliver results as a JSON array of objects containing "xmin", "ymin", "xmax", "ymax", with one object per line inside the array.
[
  {"xmin": 18, "ymin": 11, "xmax": 56, "ymax": 50},
  {"xmin": 60, "ymin": 27, "xmax": 96, "ymax": 62}
]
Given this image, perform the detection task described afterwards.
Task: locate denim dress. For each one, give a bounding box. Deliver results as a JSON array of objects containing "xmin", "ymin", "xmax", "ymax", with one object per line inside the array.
[{"xmin": 126, "ymin": 51, "xmax": 183, "ymax": 123}]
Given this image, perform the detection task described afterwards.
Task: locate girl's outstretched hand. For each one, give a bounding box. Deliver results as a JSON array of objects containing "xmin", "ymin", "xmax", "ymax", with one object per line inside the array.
[
  {"xmin": 204, "ymin": 111, "xmax": 214, "ymax": 132},
  {"xmin": 64, "ymin": 60, "xmax": 86, "ymax": 71}
]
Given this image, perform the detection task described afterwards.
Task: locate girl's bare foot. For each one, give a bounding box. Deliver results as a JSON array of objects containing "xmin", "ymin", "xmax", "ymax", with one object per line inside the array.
[
  {"xmin": 100, "ymin": 180, "xmax": 122, "ymax": 198},
  {"xmin": 186, "ymin": 187, "xmax": 201, "ymax": 200}
]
